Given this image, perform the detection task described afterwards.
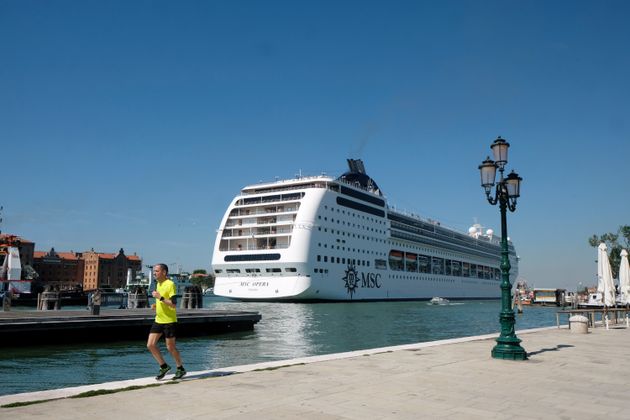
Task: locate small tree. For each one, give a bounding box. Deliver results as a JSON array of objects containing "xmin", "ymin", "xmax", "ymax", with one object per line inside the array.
[
  {"xmin": 190, "ymin": 269, "xmax": 214, "ymax": 288},
  {"xmin": 589, "ymin": 225, "xmax": 630, "ymax": 279}
]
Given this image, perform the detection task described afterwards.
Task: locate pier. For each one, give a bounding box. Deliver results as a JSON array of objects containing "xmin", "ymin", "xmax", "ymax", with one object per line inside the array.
[
  {"xmin": 2, "ymin": 325, "xmax": 629, "ymax": 418},
  {"xmin": 0, "ymin": 309, "xmax": 261, "ymax": 346}
]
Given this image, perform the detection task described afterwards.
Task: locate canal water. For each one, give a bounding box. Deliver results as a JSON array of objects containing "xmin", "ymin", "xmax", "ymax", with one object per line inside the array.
[{"xmin": 0, "ymin": 298, "xmax": 559, "ymax": 396}]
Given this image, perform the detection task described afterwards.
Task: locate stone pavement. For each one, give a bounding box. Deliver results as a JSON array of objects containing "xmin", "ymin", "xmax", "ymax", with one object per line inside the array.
[{"xmin": 2, "ymin": 325, "xmax": 629, "ymax": 419}]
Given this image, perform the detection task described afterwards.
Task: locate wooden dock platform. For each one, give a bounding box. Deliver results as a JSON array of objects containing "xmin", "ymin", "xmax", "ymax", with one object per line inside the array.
[{"xmin": 0, "ymin": 309, "xmax": 262, "ymax": 346}]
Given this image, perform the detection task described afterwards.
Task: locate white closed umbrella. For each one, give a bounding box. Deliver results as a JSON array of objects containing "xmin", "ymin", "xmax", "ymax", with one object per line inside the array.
[
  {"xmin": 597, "ymin": 243, "xmax": 616, "ymax": 306},
  {"xmin": 598, "ymin": 243, "xmax": 616, "ymax": 328},
  {"xmin": 619, "ymin": 249, "xmax": 630, "ymax": 305}
]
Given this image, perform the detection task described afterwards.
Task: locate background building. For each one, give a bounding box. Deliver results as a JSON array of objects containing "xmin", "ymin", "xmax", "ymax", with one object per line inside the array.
[
  {"xmin": 82, "ymin": 248, "xmax": 142, "ymax": 290},
  {"xmin": 33, "ymin": 248, "xmax": 84, "ymax": 289}
]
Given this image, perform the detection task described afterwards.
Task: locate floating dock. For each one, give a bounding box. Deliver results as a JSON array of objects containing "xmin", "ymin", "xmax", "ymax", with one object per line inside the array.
[{"xmin": 0, "ymin": 309, "xmax": 261, "ymax": 346}]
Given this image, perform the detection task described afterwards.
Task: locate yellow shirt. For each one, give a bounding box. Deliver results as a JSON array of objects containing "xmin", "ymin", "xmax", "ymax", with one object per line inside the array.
[{"xmin": 155, "ymin": 279, "xmax": 177, "ymax": 324}]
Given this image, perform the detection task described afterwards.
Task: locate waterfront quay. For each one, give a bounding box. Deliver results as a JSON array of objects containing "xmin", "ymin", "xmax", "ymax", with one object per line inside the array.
[
  {"xmin": 0, "ymin": 309, "xmax": 261, "ymax": 346},
  {"xmin": 2, "ymin": 325, "xmax": 629, "ymax": 419}
]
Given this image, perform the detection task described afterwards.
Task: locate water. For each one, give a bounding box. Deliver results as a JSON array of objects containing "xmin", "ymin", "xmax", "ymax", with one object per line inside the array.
[{"xmin": 0, "ymin": 298, "xmax": 559, "ymax": 396}]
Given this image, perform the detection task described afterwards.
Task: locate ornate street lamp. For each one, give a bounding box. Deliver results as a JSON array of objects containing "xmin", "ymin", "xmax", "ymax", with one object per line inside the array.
[{"xmin": 478, "ymin": 136, "xmax": 527, "ymax": 360}]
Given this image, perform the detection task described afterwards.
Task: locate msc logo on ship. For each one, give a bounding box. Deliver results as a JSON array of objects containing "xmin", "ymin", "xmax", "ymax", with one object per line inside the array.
[{"xmin": 342, "ymin": 264, "xmax": 381, "ymax": 298}]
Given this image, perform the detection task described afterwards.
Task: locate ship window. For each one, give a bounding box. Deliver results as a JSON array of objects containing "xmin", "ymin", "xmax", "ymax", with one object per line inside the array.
[
  {"xmin": 470, "ymin": 264, "xmax": 478, "ymax": 277},
  {"xmin": 226, "ymin": 269, "xmax": 241, "ymax": 273},
  {"xmin": 432, "ymin": 257, "xmax": 444, "ymax": 274},
  {"xmin": 285, "ymin": 268, "xmax": 297, "ymax": 272},
  {"xmin": 445, "ymin": 259, "xmax": 452, "ymax": 276},
  {"xmin": 342, "ymin": 258, "xmax": 346, "ymax": 264},
  {"xmin": 214, "ymin": 269, "xmax": 223, "ymax": 274},
  {"xmin": 388, "ymin": 250, "xmax": 404, "ymax": 271},
  {"xmin": 324, "ymin": 256, "xmax": 328, "ymax": 262},
  {"xmin": 452, "ymin": 261, "xmax": 462, "ymax": 277},
  {"xmin": 317, "ymin": 255, "xmax": 321, "ymax": 261},
  {"xmin": 266, "ymin": 268, "xmax": 281, "ymax": 273},
  {"xmin": 336, "ymin": 257, "xmax": 340, "ymax": 263},
  {"xmin": 462, "ymin": 262, "xmax": 470, "ymax": 277},
  {"xmin": 405, "ymin": 252, "xmax": 418, "ymax": 272}
]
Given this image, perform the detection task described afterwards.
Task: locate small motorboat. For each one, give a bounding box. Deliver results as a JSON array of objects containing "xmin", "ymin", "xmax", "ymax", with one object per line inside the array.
[{"xmin": 430, "ymin": 296, "xmax": 450, "ymax": 305}]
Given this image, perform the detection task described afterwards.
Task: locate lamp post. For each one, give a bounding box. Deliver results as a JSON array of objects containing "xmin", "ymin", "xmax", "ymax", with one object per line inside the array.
[{"xmin": 478, "ymin": 136, "xmax": 527, "ymax": 360}]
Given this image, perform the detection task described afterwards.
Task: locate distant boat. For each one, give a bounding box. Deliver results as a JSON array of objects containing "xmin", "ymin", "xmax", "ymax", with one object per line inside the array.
[
  {"xmin": 578, "ymin": 292, "xmax": 627, "ymax": 309},
  {"xmin": 429, "ymin": 296, "xmax": 449, "ymax": 305}
]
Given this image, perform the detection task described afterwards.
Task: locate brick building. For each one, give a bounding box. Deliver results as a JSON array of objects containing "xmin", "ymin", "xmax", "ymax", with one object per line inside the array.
[
  {"xmin": 82, "ymin": 248, "xmax": 142, "ymax": 291},
  {"xmin": 32, "ymin": 246, "xmax": 142, "ymax": 291},
  {"xmin": 33, "ymin": 248, "xmax": 84, "ymax": 288}
]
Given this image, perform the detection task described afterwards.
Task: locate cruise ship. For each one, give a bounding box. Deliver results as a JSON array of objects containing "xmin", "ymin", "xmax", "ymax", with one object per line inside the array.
[{"xmin": 211, "ymin": 159, "xmax": 517, "ymax": 301}]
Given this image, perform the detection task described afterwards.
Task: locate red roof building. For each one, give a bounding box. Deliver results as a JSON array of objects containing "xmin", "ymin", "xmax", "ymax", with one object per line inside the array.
[
  {"xmin": 82, "ymin": 248, "xmax": 142, "ymax": 291},
  {"xmin": 33, "ymin": 247, "xmax": 142, "ymax": 290},
  {"xmin": 33, "ymin": 248, "xmax": 85, "ymax": 287}
]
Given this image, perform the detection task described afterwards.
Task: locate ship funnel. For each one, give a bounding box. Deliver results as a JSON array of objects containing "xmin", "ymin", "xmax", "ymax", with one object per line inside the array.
[{"xmin": 347, "ymin": 159, "xmax": 366, "ymax": 174}]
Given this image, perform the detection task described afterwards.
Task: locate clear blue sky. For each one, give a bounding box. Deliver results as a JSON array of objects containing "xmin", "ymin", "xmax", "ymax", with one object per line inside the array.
[{"xmin": 1, "ymin": 0, "xmax": 628, "ymax": 290}]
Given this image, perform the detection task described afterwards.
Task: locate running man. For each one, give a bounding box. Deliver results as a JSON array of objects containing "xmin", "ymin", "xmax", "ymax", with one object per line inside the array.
[{"xmin": 147, "ymin": 263, "xmax": 186, "ymax": 380}]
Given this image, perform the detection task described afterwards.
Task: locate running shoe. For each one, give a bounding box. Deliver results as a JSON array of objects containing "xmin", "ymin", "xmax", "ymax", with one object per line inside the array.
[
  {"xmin": 155, "ymin": 365, "xmax": 171, "ymax": 380},
  {"xmin": 173, "ymin": 367, "xmax": 186, "ymax": 380}
]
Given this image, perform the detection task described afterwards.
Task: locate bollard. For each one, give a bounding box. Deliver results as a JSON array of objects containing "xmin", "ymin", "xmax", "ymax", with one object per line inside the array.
[
  {"xmin": 195, "ymin": 286, "xmax": 203, "ymax": 308},
  {"xmin": 91, "ymin": 303, "xmax": 100, "ymax": 315},
  {"xmin": 127, "ymin": 290, "xmax": 148, "ymax": 309},
  {"xmin": 40, "ymin": 291, "xmax": 61, "ymax": 311},
  {"xmin": 2, "ymin": 292, "xmax": 11, "ymax": 311},
  {"xmin": 180, "ymin": 289, "xmax": 190, "ymax": 309},
  {"xmin": 187, "ymin": 291, "xmax": 194, "ymax": 309},
  {"xmin": 91, "ymin": 290, "xmax": 101, "ymax": 315},
  {"xmin": 181, "ymin": 286, "xmax": 202, "ymax": 309},
  {"xmin": 569, "ymin": 315, "xmax": 588, "ymax": 334},
  {"xmin": 188, "ymin": 286, "xmax": 203, "ymax": 309}
]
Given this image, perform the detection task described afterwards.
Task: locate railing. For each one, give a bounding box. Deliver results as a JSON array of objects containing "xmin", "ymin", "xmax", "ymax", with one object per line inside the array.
[
  {"xmin": 556, "ymin": 308, "xmax": 630, "ymax": 328},
  {"xmin": 229, "ymin": 206, "xmax": 299, "ymax": 217},
  {"xmin": 219, "ymin": 244, "xmax": 290, "ymax": 251}
]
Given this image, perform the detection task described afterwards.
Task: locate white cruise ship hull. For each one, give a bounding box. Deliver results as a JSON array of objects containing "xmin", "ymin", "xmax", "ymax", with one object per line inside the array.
[{"xmin": 211, "ymin": 160, "xmax": 517, "ymax": 302}]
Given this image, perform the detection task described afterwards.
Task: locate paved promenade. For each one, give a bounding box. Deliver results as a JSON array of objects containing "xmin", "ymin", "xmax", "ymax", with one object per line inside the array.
[{"xmin": 2, "ymin": 325, "xmax": 629, "ymax": 419}]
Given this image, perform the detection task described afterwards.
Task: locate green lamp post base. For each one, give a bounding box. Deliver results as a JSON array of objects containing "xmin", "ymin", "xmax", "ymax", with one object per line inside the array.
[
  {"xmin": 491, "ymin": 340, "xmax": 527, "ymax": 360},
  {"xmin": 491, "ymin": 307, "xmax": 528, "ymax": 360}
]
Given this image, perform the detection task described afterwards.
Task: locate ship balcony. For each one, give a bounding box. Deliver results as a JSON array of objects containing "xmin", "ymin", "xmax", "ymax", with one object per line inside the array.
[
  {"xmin": 225, "ymin": 216, "xmax": 295, "ymax": 228},
  {"xmin": 221, "ymin": 225, "xmax": 294, "ymax": 238},
  {"xmin": 228, "ymin": 206, "xmax": 299, "ymax": 218},
  {"xmin": 234, "ymin": 192, "xmax": 305, "ymax": 205},
  {"xmin": 219, "ymin": 236, "xmax": 291, "ymax": 251}
]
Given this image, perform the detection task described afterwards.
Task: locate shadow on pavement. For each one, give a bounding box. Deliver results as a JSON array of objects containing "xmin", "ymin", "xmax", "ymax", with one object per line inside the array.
[{"xmin": 527, "ymin": 344, "xmax": 574, "ymax": 357}]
